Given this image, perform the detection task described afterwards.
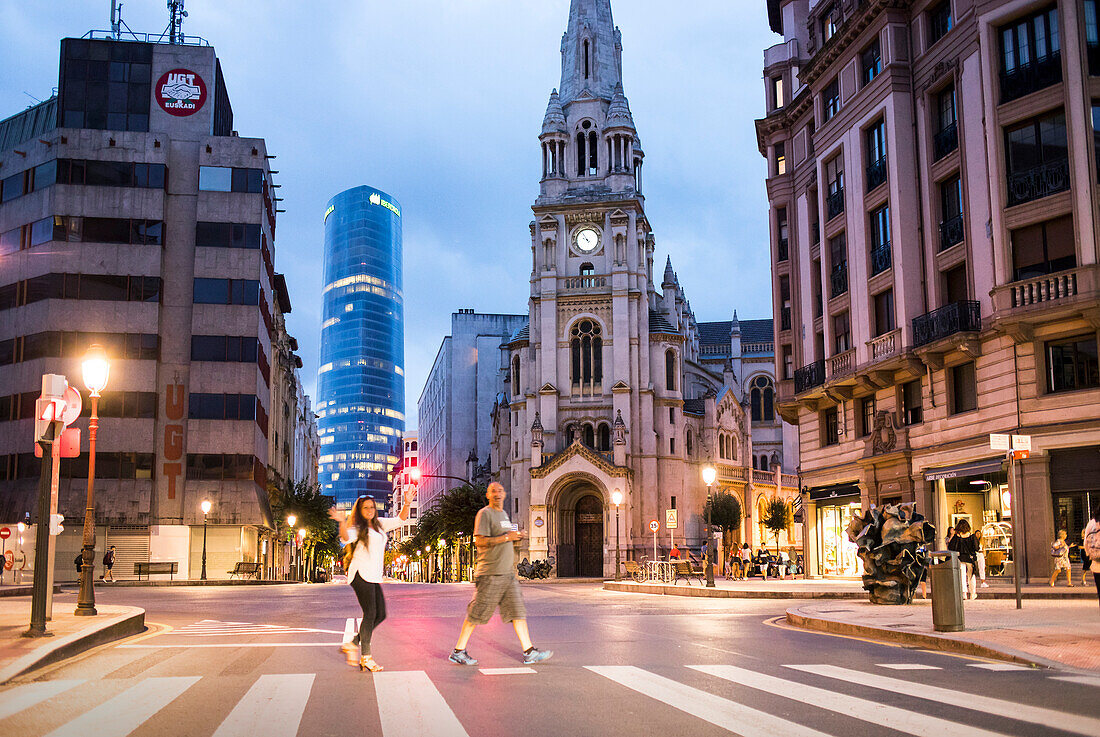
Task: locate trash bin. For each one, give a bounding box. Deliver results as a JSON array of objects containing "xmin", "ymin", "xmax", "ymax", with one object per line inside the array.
[{"xmin": 929, "ymin": 550, "xmax": 965, "ymax": 632}]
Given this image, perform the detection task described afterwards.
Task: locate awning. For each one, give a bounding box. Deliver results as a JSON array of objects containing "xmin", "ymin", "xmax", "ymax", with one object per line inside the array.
[
  {"xmin": 808, "ymin": 483, "xmax": 861, "ymax": 502},
  {"xmin": 923, "ymin": 457, "xmax": 1004, "ymax": 482}
]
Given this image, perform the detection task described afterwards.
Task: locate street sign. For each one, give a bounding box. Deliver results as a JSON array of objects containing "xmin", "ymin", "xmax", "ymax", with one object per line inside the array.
[
  {"xmin": 59, "ymin": 386, "xmax": 82, "ymax": 426},
  {"xmin": 34, "ymin": 427, "xmax": 80, "ymax": 458},
  {"xmin": 665, "ymin": 510, "xmax": 678, "ymax": 529},
  {"xmin": 0, "ymin": 527, "xmax": 9, "ymax": 540},
  {"xmin": 989, "ymin": 433, "xmax": 1010, "ymax": 451},
  {"xmin": 1011, "ymin": 434, "xmax": 1031, "ymax": 451},
  {"xmin": 649, "ymin": 520, "xmax": 659, "ymax": 533},
  {"xmin": 1012, "ymin": 450, "xmax": 1030, "ymax": 460}
]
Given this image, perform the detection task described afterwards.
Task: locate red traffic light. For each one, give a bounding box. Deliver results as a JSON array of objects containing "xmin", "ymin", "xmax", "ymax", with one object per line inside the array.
[{"xmin": 408, "ymin": 467, "xmax": 422, "ymax": 484}]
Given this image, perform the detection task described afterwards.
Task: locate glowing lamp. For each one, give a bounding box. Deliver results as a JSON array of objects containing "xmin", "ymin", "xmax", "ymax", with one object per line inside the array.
[
  {"xmin": 81, "ymin": 344, "xmax": 111, "ymax": 397},
  {"xmin": 702, "ymin": 465, "xmax": 717, "ymax": 486}
]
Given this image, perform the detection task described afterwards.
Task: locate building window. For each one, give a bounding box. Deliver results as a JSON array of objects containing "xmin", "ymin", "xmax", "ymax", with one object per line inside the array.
[
  {"xmin": 939, "ymin": 175, "xmax": 964, "ymax": 251},
  {"xmin": 859, "ymin": 396, "xmax": 875, "ymax": 437},
  {"xmin": 774, "ymin": 142, "xmax": 787, "ymax": 175},
  {"xmin": 196, "ymin": 222, "xmax": 262, "ymax": 249},
  {"xmin": 751, "ymin": 376, "xmax": 774, "ymax": 423},
  {"xmin": 511, "ymin": 356, "xmax": 520, "ymax": 393},
  {"xmin": 820, "ymin": 6, "xmax": 838, "ymax": 43},
  {"xmin": 1047, "ymin": 335, "xmax": 1100, "ymax": 393},
  {"xmin": 866, "ymin": 119, "xmax": 887, "ymax": 190},
  {"xmin": 823, "ymin": 407, "xmax": 840, "ymax": 446},
  {"xmin": 780, "ymin": 277, "xmax": 792, "ymax": 331},
  {"xmin": 901, "ymin": 380, "xmax": 923, "ymax": 425},
  {"xmin": 833, "ymin": 311, "xmax": 851, "ymax": 354},
  {"xmin": 782, "ymin": 345, "xmax": 794, "ymax": 380},
  {"xmin": 999, "ymin": 4, "xmax": 1062, "ymax": 103},
  {"xmin": 598, "ymin": 423, "xmax": 611, "ymax": 451},
  {"xmin": 188, "ymin": 393, "xmax": 258, "ymax": 421},
  {"xmin": 825, "ymin": 155, "xmax": 844, "ymax": 219},
  {"xmin": 772, "ymin": 76, "xmax": 785, "ymax": 109},
  {"xmin": 950, "ymin": 362, "xmax": 978, "ymax": 414},
  {"xmin": 570, "ymin": 320, "xmax": 603, "ymax": 390},
  {"xmin": 1005, "ymin": 110, "xmax": 1069, "ymax": 206},
  {"xmin": 861, "ymin": 38, "xmax": 882, "ymax": 86},
  {"xmin": 1010, "ymin": 215, "xmax": 1075, "ymax": 282},
  {"xmin": 933, "ymin": 84, "xmax": 958, "ymax": 160},
  {"xmin": 829, "ymin": 234, "xmax": 848, "ymax": 298},
  {"xmin": 670, "ymin": 437, "xmax": 676, "ymax": 455},
  {"xmin": 1088, "ymin": 1, "xmax": 1100, "ymax": 74},
  {"xmin": 869, "ymin": 204, "xmax": 891, "ymax": 275},
  {"xmin": 193, "ymin": 278, "xmax": 260, "ymax": 306},
  {"xmin": 873, "ymin": 289, "xmax": 895, "ymax": 337},
  {"xmin": 823, "ymin": 78, "xmax": 840, "ymax": 123},
  {"xmin": 686, "ymin": 430, "xmax": 693, "ymax": 457},
  {"xmin": 943, "ymin": 263, "xmax": 968, "ymax": 304},
  {"xmin": 812, "ymin": 258, "xmax": 823, "ymax": 317},
  {"xmin": 665, "ymin": 349, "xmax": 676, "ymax": 391},
  {"xmin": 1093, "ymin": 103, "xmax": 1100, "ymax": 179},
  {"xmin": 58, "ymin": 38, "xmax": 153, "ymax": 132},
  {"xmin": 928, "ymin": 1, "xmax": 953, "ymax": 47},
  {"xmin": 198, "ymin": 166, "xmax": 263, "ymax": 193},
  {"xmin": 190, "ymin": 335, "xmax": 260, "ymax": 363},
  {"xmin": 777, "ymin": 208, "xmax": 789, "ymax": 262}
]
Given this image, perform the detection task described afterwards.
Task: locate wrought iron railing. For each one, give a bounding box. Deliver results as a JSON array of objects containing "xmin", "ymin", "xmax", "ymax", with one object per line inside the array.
[
  {"xmin": 870, "ymin": 243, "xmax": 892, "ymax": 276},
  {"xmin": 939, "ymin": 214, "xmax": 964, "ymax": 251},
  {"xmin": 866, "ymin": 156, "xmax": 887, "ymax": 191},
  {"xmin": 912, "ymin": 300, "xmax": 981, "ymax": 347},
  {"xmin": 830, "ymin": 262, "xmax": 848, "ymax": 298},
  {"xmin": 826, "ymin": 188, "xmax": 845, "ymax": 220},
  {"xmin": 794, "ymin": 359, "xmax": 826, "ymax": 394},
  {"xmin": 932, "ymin": 121, "xmax": 958, "ymax": 161},
  {"xmin": 1006, "ymin": 159, "xmax": 1070, "ymax": 207},
  {"xmin": 999, "ymin": 52, "xmax": 1063, "ymax": 103}
]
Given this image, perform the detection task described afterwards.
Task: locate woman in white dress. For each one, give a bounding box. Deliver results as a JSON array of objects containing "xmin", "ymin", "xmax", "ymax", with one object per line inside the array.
[{"xmin": 330, "ymin": 493, "xmax": 412, "ymax": 671}]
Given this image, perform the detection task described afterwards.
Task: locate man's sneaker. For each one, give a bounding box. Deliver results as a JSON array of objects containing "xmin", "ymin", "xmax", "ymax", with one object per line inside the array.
[
  {"xmin": 448, "ymin": 649, "xmax": 478, "ymax": 666},
  {"xmin": 522, "ymin": 647, "xmax": 553, "ymax": 664}
]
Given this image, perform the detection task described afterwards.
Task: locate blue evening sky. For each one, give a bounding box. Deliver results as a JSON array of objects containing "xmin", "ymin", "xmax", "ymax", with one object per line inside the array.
[{"xmin": 0, "ymin": 0, "xmax": 777, "ymax": 429}]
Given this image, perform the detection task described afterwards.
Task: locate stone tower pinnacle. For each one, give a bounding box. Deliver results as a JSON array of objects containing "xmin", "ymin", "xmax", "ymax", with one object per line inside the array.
[{"xmin": 559, "ymin": 0, "xmax": 622, "ymax": 106}]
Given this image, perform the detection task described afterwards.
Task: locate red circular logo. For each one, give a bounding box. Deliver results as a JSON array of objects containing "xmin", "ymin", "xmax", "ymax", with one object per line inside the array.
[
  {"xmin": 0, "ymin": 527, "xmax": 10, "ymax": 540},
  {"xmin": 155, "ymin": 68, "xmax": 207, "ymax": 117}
]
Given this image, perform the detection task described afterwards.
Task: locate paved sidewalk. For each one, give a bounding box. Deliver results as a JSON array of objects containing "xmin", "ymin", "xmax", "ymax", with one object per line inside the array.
[
  {"xmin": 0, "ymin": 598, "xmax": 144, "ymax": 683},
  {"xmin": 788, "ymin": 598, "xmax": 1100, "ymax": 672}
]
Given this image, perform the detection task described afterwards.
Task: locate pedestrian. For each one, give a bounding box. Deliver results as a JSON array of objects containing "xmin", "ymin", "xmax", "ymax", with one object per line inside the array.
[
  {"xmin": 448, "ymin": 482, "xmax": 552, "ymax": 667},
  {"xmin": 669, "ymin": 544, "xmax": 681, "ymax": 560},
  {"xmin": 947, "ymin": 519, "xmax": 980, "ymax": 599},
  {"xmin": 1082, "ymin": 507, "xmax": 1100, "ymax": 609},
  {"xmin": 330, "ymin": 492, "xmax": 412, "ymax": 672},
  {"xmin": 74, "ymin": 552, "xmax": 83, "ymax": 576},
  {"xmin": 101, "ymin": 546, "xmax": 115, "ymax": 582},
  {"xmin": 1048, "ymin": 529, "xmax": 1075, "ymax": 588},
  {"xmin": 945, "ymin": 525, "xmax": 955, "ymax": 547},
  {"xmin": 726, "ymin": 548, "xmax": 741, "ymax": 580},
  {"xmin": 739, "ymin": 543, "xmax": 752, "ymax": 579}
]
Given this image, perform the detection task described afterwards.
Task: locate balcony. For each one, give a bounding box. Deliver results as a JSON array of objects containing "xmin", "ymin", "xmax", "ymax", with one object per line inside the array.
[
  {"xmin": 868, "ymin": 328, "xmax": 901, "ymax": 362},
  {"xmin": 866, "ymin": 157, "xmax": 887, "ymax": 191},
  {"xmin": 828, "ymin": 348, "xmax": 855, "ymax": 379},
  {"xmin": 912, "ymin": 300, "xmax": 981, "ymax": 348},
  {"xmin": 794, "ymin": 359, "xmax": 826, "ymax": 394},
  {"xmin": 777, "ymin": 238, "xmax": 789, "ymax": 262},
  {"xmin": 780, "ymin": 306, "xmax": 791, "ymax": 332},
  {"xmin": 991, "ymin": 265, "xmax": 1100, "ymax": 330},
  {"xmin": 999, "ymin": 52, "xmax": 1062, "ymax": 104},
  {"xmin": 939, "ymin": 214, "xmax": 964, "ymax": 251},
  {"xmin": 870, "ymin": 243, "xmax": 892, "ymax": 276},
  {"xmin": 562, "ymin": 275, "xmax": 607, "ymax": 290},
  {"xmin": 830, "ymin": 262, "xmax": 848, "ymax": 298},
  {"xmin": 1006, "ymin": 159, "xmax": 1070, "ymax": 207},
  {"xmin": 933, "ymin": 122, "xmax": 958, "ymax": 161},
  {"xmin": 1006, "ymin": 268, "xmax": 1080, "ymax": 309},
  {"xmin": 826, "ymin": 189, "xmax": 845, "ymax": 220}
]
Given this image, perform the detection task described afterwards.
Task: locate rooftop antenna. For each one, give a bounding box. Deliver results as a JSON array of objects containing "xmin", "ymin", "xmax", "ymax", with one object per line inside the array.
[
  {"xmin": 167, "ymin": 0, "xmax": 187, "ymax": 45},
  {"xmin": 110, "ymin": 1, "xmax": 120, "ymax": 39}
]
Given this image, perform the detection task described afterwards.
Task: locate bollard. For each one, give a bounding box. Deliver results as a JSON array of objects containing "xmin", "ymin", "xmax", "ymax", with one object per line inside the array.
[{"xmin": 928, "ymin": 550, "xmax": 965, "ymax": 632}]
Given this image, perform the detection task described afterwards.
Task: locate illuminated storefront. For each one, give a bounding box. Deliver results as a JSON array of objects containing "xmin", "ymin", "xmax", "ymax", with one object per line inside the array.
[
  {"xmin": 808, "ymin": 484, "xmax": 862, "ymax": 578},
  {"xmin": 925, "ymin": 458, "xmax": 1012, "ymax": 576}
]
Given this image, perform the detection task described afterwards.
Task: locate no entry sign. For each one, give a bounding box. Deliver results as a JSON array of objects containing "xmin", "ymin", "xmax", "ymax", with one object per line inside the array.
[{"xmin": 0, "ymin": 527, "xmax": 10, "ymax": 540}]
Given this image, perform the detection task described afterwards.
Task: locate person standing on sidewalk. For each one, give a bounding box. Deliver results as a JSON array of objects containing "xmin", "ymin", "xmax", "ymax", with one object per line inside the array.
[
  {"xmin": 449, "ymin": 482, "xmax": 552, "ymax": 667},
  {"xmin": 1049, "ymin": 529, "xmax": 1075, "ymax": 588},
  {"xmin": 331, "ymin": 493, "xmax": 412, "ymax": 672},
  {"xmin": 947, "ymin": 519, "xmax": 980, "ymax": 600},
  {"xmin": 1082, "ymin": 508, "xmax": 1100, "ymax": 608}
]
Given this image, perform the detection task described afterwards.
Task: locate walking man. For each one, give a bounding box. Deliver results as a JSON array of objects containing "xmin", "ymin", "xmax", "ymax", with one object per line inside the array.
[
  {"xmin": 101, "ymin": 546, "xmax": 116, "ymax": 582},
  {"xmin": 449, "ymin": 483, "xmax": 553, "ymax": 666}
]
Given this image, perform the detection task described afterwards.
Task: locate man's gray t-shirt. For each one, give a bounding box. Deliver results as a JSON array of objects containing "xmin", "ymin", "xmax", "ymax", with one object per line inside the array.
[{"xmin": 474, "ymin": 506, "xmax": 515, "ymax": 577}]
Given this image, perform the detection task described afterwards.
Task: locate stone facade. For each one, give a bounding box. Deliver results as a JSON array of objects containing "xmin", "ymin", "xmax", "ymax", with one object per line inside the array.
[{"xmin": 759, "ymin": 0, "xmax": 1100, "ymax": 579}]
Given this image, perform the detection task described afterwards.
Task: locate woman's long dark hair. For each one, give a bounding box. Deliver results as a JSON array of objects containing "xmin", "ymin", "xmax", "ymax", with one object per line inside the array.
[{"xmin": 350, "ymin": 496, "xmax": 384, "ymax": 541}]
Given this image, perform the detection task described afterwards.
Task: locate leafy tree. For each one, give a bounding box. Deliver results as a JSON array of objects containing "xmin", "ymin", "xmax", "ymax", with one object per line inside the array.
[
  {"xmin": 762, "ymin": 497, "xmax": 794, "ymax": 554},
  {"xmin": 270, "ymin": 477, "xmax": 339, "ymax": 574},
  {"xmin": 703, "ymin": 492, "xmax": 743, "ymax": 532}
]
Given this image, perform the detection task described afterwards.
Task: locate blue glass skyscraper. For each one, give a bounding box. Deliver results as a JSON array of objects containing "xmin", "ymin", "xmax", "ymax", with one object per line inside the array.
[{"xmin": 317, "ymin": 186, "xmax": 405, "ymax": 506}]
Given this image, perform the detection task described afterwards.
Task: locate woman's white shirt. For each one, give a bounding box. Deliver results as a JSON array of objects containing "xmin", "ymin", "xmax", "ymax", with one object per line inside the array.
[{"xmin": 345, "ymin": 517, "xmax": 403, "ymax": 584}]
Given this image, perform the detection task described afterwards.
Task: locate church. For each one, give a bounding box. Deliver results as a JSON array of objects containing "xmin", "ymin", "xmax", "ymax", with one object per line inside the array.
[{"xmin": 488, "ymin": 0, "xmax": 800, "ymax": 577}]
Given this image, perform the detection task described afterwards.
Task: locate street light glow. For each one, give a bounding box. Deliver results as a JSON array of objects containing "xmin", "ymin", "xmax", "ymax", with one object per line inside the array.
[
  {"xmin": 408, "ymin": 466, "xmax": 422, "ymax": 484},
  {"xmin": 612, "ymin": 489, "xmax": 622, "ymax": 506},
  {"xmin": 81, "ymin": 344, "xmax": 111, "ymax": 396},
  {"xmin": 287, "ymin": 514, "xmax": 297, "ymax": 527},
  {"xmin": 702, "ymin": 464, "xmax": 717, "ymax": 486},
  {"xmin": 200, "ymin": 500, "xmax": 212, "ymax": 515}
]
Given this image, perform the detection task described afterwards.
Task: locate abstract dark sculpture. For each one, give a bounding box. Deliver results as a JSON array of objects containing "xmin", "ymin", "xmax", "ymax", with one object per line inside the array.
[{"xmin": 846, "ymin": 503, "xmax": 936, "ymax": 605}]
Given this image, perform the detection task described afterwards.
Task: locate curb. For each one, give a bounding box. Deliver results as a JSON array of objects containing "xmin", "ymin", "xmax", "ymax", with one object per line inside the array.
[
  {"xmin": 0, "ymin": 585, "xmax": 62, "ymax": 598},
  {"xmin": 784, "ymin": 608, "xmax": 1053, "ymax": 669},
  {"xmin": 0, "ymin": 606, "xmax": 146, "ymax": 684},
  {"xmin": 602, "ymin": 582, "xmax": 865, "ymax": 599}
]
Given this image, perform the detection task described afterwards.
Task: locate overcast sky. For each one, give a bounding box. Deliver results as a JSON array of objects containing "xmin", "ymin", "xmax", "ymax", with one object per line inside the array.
[{"xmin": 1, "ymin": 0, "xmax": 778, "ymax": 429}]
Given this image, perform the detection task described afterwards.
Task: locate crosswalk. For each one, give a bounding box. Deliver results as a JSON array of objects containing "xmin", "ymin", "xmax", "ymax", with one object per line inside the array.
[
  {"xmin": 169, "ymin": 620, "xmax": 341, "ymax": 637},
  {"xmin": 1, "ymin": 661, "xmax": 1097, "ymax": 737}
]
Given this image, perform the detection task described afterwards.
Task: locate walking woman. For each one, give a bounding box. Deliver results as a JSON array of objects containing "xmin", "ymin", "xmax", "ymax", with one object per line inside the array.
[
  {"xmin": 330, "ymin": 493, "xmax": 412, "ymax": 672},
  {"xmin": 1083, "ymin": 506, "xmax": 1100, "ymax": 609},
  {"xmin": 947, "ymin": 518, "xmax": 980, "ymax": 600}
]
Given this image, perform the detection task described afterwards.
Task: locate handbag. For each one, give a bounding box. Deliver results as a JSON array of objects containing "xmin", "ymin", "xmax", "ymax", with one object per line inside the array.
[{"xmin": 342, "ymin": 540, "xmax": 356, "ymax": 571}]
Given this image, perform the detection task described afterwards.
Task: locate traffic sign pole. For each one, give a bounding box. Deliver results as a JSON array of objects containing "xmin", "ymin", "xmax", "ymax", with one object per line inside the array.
[
  {"xmin": 24, "ymin": 424, "xmax": 57, "ymax": 638},
  {"xmin": 45, "ymin": 434, "xmax": 61, "ymax": 619}
]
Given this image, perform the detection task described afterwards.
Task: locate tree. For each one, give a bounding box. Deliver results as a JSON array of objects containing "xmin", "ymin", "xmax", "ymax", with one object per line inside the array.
[
  {"xmin": 400, "ymin": 484, "xmax": 487, "ymax": 581},
  {"xmin": 270, "ymin": 478, "xmax": 339, "ymax": 575},
  {"xmin": 762, "ymin": 497, "xmax": 794, "ymax": 554},
  {"xmin": 703, "ymin": 492, "xmax": 743, "ymax": 533}
]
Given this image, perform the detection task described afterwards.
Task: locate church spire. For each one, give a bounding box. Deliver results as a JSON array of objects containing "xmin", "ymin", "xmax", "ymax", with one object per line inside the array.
[{"xmin": 559, "ymin": 0, "xmax": 622, "ymax": 106}]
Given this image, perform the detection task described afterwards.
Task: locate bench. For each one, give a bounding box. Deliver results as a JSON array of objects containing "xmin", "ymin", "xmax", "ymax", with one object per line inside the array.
[
  {"xmin": 622, "ymin": 560, "xmax": 647, "ymax": 583},
  {"xmin": 228, "ymin": 561, "xmax": 262, "ymax": 580},
  {"xmin": 673, "ymin": 560, "xmax": 705, "ymax": 586},
  {"xmin": 134, "ymin": 561, "xmax": 178, "ymax": 580}
]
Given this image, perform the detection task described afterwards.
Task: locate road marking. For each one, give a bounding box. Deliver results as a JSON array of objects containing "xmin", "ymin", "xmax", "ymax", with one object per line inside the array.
[
  {"xmin": 877, "ymin": 664, "xmax": 942, "ymax": 670},
  {"xmin": 586, "ymin": 665, "xmax": 830, "ymax": 737},
  {"xmin": 119, "ymin": 642, "xmax": 343, "ymax": 648},
  {"xmin": 343, "ymin": 617, "xmax": 361, "ymax": 643},
  {"xmin": 691, "ymin": 664, "xmax": 1008, "ymax": 737},
  {"xmin": 788, "ymin": 664, "xmax": 1100, "ymax": 737},
  {"xmin": 212, "ymin": 674, "xmax": 314, "ymax": 737},
  {"xmin": 967, "ymin": 663, "xmax": 1031, "ymax": 671},
  {"xmin": 478, "ymin": 667, "xmax": 536, "ymax": 675},
  {"xmin": 1051, "ymin": 675, "xmax": 1100, "ymax": 688},
  {"xmin": 374, "ymin": 671, "xmax": 469, "ymax": 737},
  {"xmin": 0, "ymin": 680, "xmax": 85, "ymax": 720},
  {"xmin": 169, "ymin": 620, "xmax": 343, "ymax": 636},
  {"xmin": 44, "ymin": 676, "xmax": 199, "ymax": 737}
]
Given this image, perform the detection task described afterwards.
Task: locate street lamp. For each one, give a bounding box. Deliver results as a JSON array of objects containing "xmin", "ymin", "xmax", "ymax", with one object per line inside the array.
[
  {"xmin": 200, "ymin": 500, "xmax": 211, "ymax": 580},
  {"xmin": 286, "ymin": 515, "xmax": 296, "ymax": 581},
  {"xmin": 611, "ymin": 489, "xmax": 623, "ymax": 581},
  {"xmin": 76, "ymin": 344, "xmax": 110, "ymax": 616},
  {"xmin": 702, "ymin": 464, "xmax": 717, "ymax": 588}
]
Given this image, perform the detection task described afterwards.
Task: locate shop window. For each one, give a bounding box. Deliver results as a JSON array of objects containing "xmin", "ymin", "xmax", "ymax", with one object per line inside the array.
[
  {"xmin": 950, "ymin": 362, "xmax": 978, "ymax": 414},
  {"xmin": 861, "ymin": 38, "xmax": 882, "ymax": 86},
  {"xmin": 817, "ymin": 499, "xmax": 862, "ymax": 576},
  {"xmin": 901, "ymin": 380, "xmax": 923, "ymax": 425},
  {"xmin": 822, "ymin": 406, "xmax": 840, "ymax": 446},
  {"xmin": 1046, "ymin": 335, "xmax": 1100, "ymax": 393},
  {"xmin": 928, "ymin": 1, "xmax": 953, "ymax": 46},
  {"xmin": 859, "ymin": 396, "xmax": 875, "ymax": 437},
  {"xmin": 873, "ymin": 289, "xmax": 895, "ymax": 337},
  {"xmin": 1010, "ymin": 215, "xmax": 1075, "ymax": 282}
]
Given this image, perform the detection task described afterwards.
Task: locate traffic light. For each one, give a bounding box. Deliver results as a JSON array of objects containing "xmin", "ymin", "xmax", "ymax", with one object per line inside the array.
[{"xmin": 48, "ymin": 514, "xmax": 64, "ymax": 535}]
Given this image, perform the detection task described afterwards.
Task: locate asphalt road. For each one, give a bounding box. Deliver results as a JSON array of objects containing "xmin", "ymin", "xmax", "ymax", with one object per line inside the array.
[{"xmin": 1, "ymin": 581, "xmax": 1098, "ymax": 737}]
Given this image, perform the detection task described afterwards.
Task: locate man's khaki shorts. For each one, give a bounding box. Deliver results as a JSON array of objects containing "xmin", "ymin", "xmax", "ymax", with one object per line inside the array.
[{"xmin": 466, "ymin": 574, "xmax": 526, "ymax": 624}]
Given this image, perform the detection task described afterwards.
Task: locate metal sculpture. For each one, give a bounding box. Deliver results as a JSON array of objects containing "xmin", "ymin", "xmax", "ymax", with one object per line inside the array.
[{"xmin": 846, "ymin": 503, "xmax": 935, "ymax": 605}]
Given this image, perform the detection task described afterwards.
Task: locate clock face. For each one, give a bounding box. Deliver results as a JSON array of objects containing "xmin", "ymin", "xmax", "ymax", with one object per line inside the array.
[{"xmin": 575, "ymin": 227, "xmax": 601, "ymax": 253}]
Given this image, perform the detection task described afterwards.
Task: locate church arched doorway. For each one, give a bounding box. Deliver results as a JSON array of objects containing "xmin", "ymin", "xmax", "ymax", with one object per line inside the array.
[{"xmin": 574, "ymin": 495, "xmax": 604, "ymax": 577}]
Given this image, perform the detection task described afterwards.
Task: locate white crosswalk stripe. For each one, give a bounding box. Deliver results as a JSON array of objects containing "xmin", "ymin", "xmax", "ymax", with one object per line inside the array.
[
  {"xmin": 211, "ymin": 674, "xmax": 314, "ymax": 737},
  {"xmin": 967, "ymin": 662, "xmax": 1031, "ymax": 671},
  {"xmin": 171, "ymin": 619, "xmax": 341, "ymax": 637},
  {"xmin": 0, "ymin": 680, "xmax": 85, "ymax": 721},
  {"xmin": 374, "ymin": 670, "xmax": 470, "ymax": 737},
  {"xmin": 788, "ymin": 664, "xmax": 1100, "ymax": 737},
  {"xmin": 43, "ymin": 676, "xmax": 199, "ymax": 737},
  {"xmin": 1051, "ymin": 675, "xmax": 1100, "ymax": 688},
  {"xmin": 876, "ymin": 664, "xmax": 941, "ymax": 670},
  {"xmin": 587, "ymin": 665, "xmax": 830, "ymax": 737},
  {"xmin": 690, "ymin": 664, "xmax": 1009, "ymax": 737}
]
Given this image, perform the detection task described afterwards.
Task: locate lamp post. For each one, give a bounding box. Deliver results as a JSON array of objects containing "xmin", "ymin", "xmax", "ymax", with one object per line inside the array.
[
  {"xmin": 200, "ymin": 500, "xmax": 211, "ymax": 580},
  {"xmin": 76, "ymin": 344, "xmax": 110, "ymax": 616},
  {"xmin": 611, "ymin": 488, "xmax": 622, "ymax": 581},
  {"xmin": 702, "ymin": 464, "xmax": 717, "ymax": 588},
  {"xmin": 286, "ymin": 514, "xmax": 296, "ymax": 581}
]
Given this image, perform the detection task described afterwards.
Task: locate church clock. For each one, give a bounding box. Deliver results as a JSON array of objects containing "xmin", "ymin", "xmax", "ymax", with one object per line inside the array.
[{"xmin": 573, "ymin": 226, "xmax": 601, "ymax": 254}]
